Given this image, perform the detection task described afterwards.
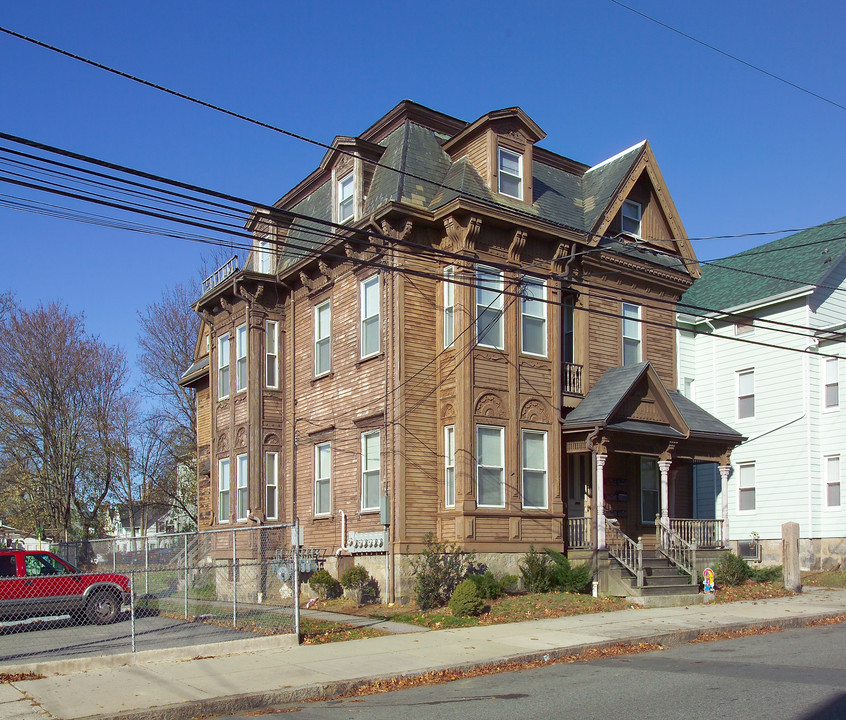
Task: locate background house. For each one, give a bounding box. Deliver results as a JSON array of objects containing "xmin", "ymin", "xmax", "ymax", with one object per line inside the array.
[
  {"xmin": 182, "ymin": 101, "xmax": 741, "ymax": 601},
  {"xmin": 678, "ymin": 219, "xmax": 846, "ymax": 570}
]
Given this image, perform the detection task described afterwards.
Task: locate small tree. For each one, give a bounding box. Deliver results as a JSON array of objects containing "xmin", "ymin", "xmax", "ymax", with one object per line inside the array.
[
  {"xmin": 519, "ymin": 545, "xmax": 553, "ymax": 593},
  {"xmin": 449, "ymin": 579, "xmax": 485, "ymax": 617}
]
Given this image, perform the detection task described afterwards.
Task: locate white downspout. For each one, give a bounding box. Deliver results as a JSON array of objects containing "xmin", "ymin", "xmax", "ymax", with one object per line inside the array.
[
  {"xmin": 804, "ymin": 329, "xmax": 818, "ymax": 552},
  {"xmin": 337, "ymin": 509, "xmax": 351, "ymax": 554}
]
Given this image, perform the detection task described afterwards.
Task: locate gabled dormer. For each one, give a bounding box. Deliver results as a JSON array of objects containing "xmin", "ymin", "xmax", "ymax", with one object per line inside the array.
[
  {"xmin": 441, "ymin": 107, "xmax": 545, "ymax": 207},
  {"xmin": 322, "ymin": 136, "xmax": 386, "ymax": 225}
]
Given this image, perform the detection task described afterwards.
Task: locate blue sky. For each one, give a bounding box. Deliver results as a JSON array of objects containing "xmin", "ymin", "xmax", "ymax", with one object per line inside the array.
[{"xmin": 1, "ymin": 0, "xmax": 845, "ymax": 366}]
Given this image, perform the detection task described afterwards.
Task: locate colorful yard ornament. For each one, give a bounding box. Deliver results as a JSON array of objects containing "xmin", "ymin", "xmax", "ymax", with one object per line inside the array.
[{"xmin": 703, "ymin": 567, "xmax": 715, "ymax": 594}]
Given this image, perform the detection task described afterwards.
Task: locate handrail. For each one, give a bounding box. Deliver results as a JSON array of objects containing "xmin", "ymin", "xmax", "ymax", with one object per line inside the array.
[
  {"xmin": 668, "ymin": 518, "xmax": 723, "ymax": 549},
  {"xmin": 567, "ymin": 517, "xmax": 591, "ymax": 549},
  {"xmin": 202, "ymin": 255, "xmax": 240, "ymax": 295},
  {"xmin": 657, "ymin": 516, "xmax": 697, "ymax": 583},
  {"xmin": 606, "ymin": 518, "xmax": 643, "ymax": 587}
]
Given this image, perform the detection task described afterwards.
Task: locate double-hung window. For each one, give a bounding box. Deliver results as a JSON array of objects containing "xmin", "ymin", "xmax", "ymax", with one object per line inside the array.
[
  {"xmin": 443, "ymin": 266, "xmax": 455, "ymax": 348},
  {"xmin": 738, "ymin": 462, "xmax": 756, "ymax": 511},
  {"xmin": 522, "ymin": 430, "xmax": 548, "ymax": 509},
  {"xmin": 256, "ymin": 237, "xmax": 274, "ymax": 274},
  {"xmin": 361, "ymin": 430, "xmax": 381, "ymax": 511},
  {"xmin": 825, "ymin": 455, "xmax": 841, "ymax": 508},
  {"xmin": 266, "ymin": 320, "xmax": 278, "ymax": 389},
  {"xmin": 476, "ymin": 266, "xmax": 504, "ymax": 350},
  {"xmin": 622, "ymin": 303, "xmax": 641, "ymax": 365},
  {"xmin": 825, "ymin": 358, "xmax": 839, "ymax": 409},
  {"xmin": 218, "ymin": 458, "xmax": 230, "ymax": 522},
  {"xmin": 236, "ymin": 453, "xmax": 248, "ymax": 520},
  {"xmin": 265, "ymin": 452, "xmax": 278, "ymax": 520},
  {"xmin": 338, "ymin": 173, "xmax": 354, "ymax": 223},
  {"xmin": 314, "ymin": 301, "xmax": 331, "ymax": 377},
  {"xmin": 444, "ymin": 425, "xmax": 455, "ymax": 508},
  {"xmin": 476, "ymin": 425, "xmax": 504, "ymax": 508},
  {"xmin": 622, "ymin": 200, "xmax": 641, "ymax": 237},
  {"xmin": 235, "ymin": 324, "xmax": 247, "ymax": 393},
  {"xmin": 315, "ymin": 442, "xmax": 331, "ymax": 516},
  {"xmin": 521, "ymin": 278, "xmax": 547, "ymax": 356},
  {"xmin": 497, "ymin": 147, "xmax": 522, "ymax": 199},
  {"xmin": 738, "ymin": 369, "xmax": 755, "ymax": 419},
  {"xmin": 217, "ymin": 335, "xmax": 230, "ymax": 400},
  {"xmin": 360, "ymin": 276, "xmax": 380, "ymax": 358}
]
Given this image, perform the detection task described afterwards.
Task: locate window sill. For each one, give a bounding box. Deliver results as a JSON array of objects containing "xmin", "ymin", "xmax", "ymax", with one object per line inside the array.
[
  {"xmin": 312, "ymin": 372, "xmax": 334, "ymax": 385},
  {"xmin": 357, "ymin": 352, "xmax": 384, "ymax": 367}
]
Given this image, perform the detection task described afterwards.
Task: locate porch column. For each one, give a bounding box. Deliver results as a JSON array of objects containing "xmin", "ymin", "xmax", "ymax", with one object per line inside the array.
[
  {"xmin": 595, "ymin": 453, "xmax": 607, "ymax": 550},
  {"xmin": 718, "ymin": 465, "xmax": 731, "ymax": 548},
  {"xmin": 658, "ymin": 460, "xmax": 672, "ymax": 521}
]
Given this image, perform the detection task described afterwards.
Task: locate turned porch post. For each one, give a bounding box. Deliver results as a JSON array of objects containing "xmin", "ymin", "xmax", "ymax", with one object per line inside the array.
[
  {"xmin": 658, "ymin": 460, "xmax": 672, "ymax": 521},
  {"xmin": 595, "ymin": 453, "xmax": 607, "ymax": 550},
  {"xmin": 718, "ymin": 465, "xmax": 731, "ymax": 547}
]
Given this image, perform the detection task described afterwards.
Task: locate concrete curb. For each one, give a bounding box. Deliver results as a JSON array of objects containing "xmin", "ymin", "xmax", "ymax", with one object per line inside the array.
[{"xmin": 89, "ymin": 610, "xmax": 846, "ymax": 720}]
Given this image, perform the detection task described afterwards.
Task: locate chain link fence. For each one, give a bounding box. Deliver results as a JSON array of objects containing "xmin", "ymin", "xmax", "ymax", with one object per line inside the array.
[{"xmin": 0, "ymin": 524, "xmax": 311, "ymax": 667}]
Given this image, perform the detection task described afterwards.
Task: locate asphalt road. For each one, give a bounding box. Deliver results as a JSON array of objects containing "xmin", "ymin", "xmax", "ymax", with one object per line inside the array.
[
  {"xmin": 0, "ymin": 611, "xmax": 262, "ymax": 666},
  {"xmin": 215, "ymin": 623, "xmax": 846, "ymax": 720}
]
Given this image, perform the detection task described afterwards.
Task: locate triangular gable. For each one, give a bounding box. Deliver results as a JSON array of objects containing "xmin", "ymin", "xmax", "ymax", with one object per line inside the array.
[
  {"xmin": 608, "ymin": 367, "xmax": 688, "ymax": 436},
  {"xmin": 587, "ymin": 142, "xmax": 700, "ymax": 279}
]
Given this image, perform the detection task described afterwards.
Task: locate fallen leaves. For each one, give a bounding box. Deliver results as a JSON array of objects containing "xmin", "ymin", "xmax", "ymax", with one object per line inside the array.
[{"xmin": 0, "ymin": 672, "xmax": 44, "ymax": 684}]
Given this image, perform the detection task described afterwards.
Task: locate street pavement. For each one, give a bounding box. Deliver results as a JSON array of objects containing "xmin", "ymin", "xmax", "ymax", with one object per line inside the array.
[{"xmin": 1, "ymin": 587, "xmax": 844, "ymax": 720}]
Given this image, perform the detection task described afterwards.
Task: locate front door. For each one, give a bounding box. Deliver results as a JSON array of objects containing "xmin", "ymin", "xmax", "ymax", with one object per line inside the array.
[{"xmin": 640, "ymin": 456, "xmax": 660, "ymax": 526}]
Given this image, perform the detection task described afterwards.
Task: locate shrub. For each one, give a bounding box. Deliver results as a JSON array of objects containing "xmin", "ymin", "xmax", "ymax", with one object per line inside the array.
[
  {"xmin": 714, "ymin": 552, "xmax": 753, "ymax": 586},
  {"xmin": 750, "ymin": 565, "xmax": 782, "ymax": 583},
  {"xmin": 340, "ymin": 565, "xmax": 371, "ymax": 604},
  {"xmin": 519, "ymin": 545, "xmax": 553, "ymax": 593},
  {"xmin": 468, "ymin": 571, "xmax": 505, "ymax": 600},
  {"xmin": 448, "ymin": 579, "xmax": 485, "ymax": 617},
  {"xmin": 410, "ymin": 533, "xmax": 475, "ymax": 610},
  {"xmin": 308, "ymin": 569, "xmax": 342, "ymax": 599},
  {"xmin": 545, "ymin": 548, "xmax": 592, "ymax": 593}
]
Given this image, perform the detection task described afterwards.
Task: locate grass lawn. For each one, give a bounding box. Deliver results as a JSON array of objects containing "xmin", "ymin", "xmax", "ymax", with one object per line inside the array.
[{"xmin": 801, "ymin": 570, "xmax": 846, "ymax": 588}]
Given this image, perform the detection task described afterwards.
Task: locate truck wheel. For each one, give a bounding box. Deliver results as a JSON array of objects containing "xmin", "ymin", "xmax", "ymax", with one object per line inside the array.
[{"xmin": 86, "ymin": 590, "xmax": 120, "ymax": 624}]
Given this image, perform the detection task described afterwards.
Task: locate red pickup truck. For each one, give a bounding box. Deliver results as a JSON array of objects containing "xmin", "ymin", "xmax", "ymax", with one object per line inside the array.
[{"xmin": 0, "ymin": 550, "xmax": 131, "ymax": 625}]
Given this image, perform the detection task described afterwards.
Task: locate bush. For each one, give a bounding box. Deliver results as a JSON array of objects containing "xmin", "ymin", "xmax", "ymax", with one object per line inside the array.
[
  {"xmin": 545, "ymin": 548, "xmax": 593, "ymax": 593},
  {"xmin": 751, "ymin": 565, "xmax": 783, "ymax": 583},
  {"xmin": 519, "ymin": 545, "xmax": 553, "ymax": 593},
  {"xmin": 308, "ymin": 569, "xmax": 342, "ymax": 599},
  {"xmin": 448, "ymin": 579, "xmax": 485, "ymax": 617},
  {"xmin": 468, "ymin": 571, "xmax": 506, "ymax": 599},
  {"xmin": 340, "ymin": 565, "xmax": 370, "ymax": 591},
  {"xmin": 410, "ymin": 533, "xmax": 475, "ymax": 610},
  {"xmin": 714, "ymin": 552, "xmax": 753, "ymax": 586}
]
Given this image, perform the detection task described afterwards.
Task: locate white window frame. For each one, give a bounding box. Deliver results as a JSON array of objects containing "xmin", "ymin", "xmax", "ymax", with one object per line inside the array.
[
  {"xmin": 235, "ymin": 324, "xmax": 247, "ymax": 393},
  {"xmin": 314, "ymin": 442, "xmax": 331, "ymax": 516},
  {"xmin": 218, "ymin": 458, "xmax": 230, "ymax": 523},
  {"xmin": 521, "ymin": 277, "xmax": 547, "ymax": 357},
  {"xmin": 338, "ymin": 173, "xmax": 354, "ymax": 223},
  {"xmin": 236, "ymin": 453, "xmax": 248, "ymax": 521},
  {"xmin": 824, "ymin": 454, "xmax": 841, "ymax": 509},
  {"xmin": 683, "ymin": 378, "xmax": 695, "ymax": 401},
  {"xmin": 256, "ymin": 237, "xmax": 274, "ymax": 274},
  {"xmin": 737, "ymin": 369, "xmax": 755, "ymax": 420},
  {"xmin": 361, "ymin": 430, "xmax": 381, "ymax": 512},
  {"xmin": 217, "ymin": 335, "xmax": 230, "ymax": 400},
  {"xmin": 444, "ymin": 425, "xmax": 455, "ymax": 508},
  {"xmin": 443, "ymin": 266, "xmax": 455, "ymax": 349},
  {"xmin": 735, "ymin": 319, "xmax": 754, "ymax": 336},
  {"xmin": 266, "ymin": 320, "xmax": 278, "ymax": 389},
  {"xmin": 476, "ymin": 266, "xmax": 504, "ymax": 350},
  {"xmin": 265, "ymin": 451, "xmax": 278, "ymax": 520},
  {"xmin": 622, "ymin": 303, "xmax": 641, "ymax": 365},
  {"xmin": 497, "ymin": 147, "xmax": 523, "ymax": 200},
  {"xmin": 314, "ymin": 300, "xmax": 331, "ymax": 377},
  {"xmin": 824, "ymin": 357, "xmax": 839, "ymax": 410},
  {"xmin": 622, "ymin": 199, "xmax": 642, "ymax": 237},
  {"xmin": 738, "ymin": 462, "xmax": 756, "ymax": 513},
  {"xmin": 521, "ymin": 430, "xmax": 548, "ymax": 510},
  {"xmin": 476, "ymin": 425, "xmax": 505, "ymax": 508},
  {"xmin": 360, "ymin": 275, "xmax": 380, "ymax": 359}
]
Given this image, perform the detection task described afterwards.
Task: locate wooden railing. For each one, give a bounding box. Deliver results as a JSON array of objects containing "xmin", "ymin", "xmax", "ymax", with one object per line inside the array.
[
  {"xmin": 657, "ymin": 516, "xmax": 696, "ymax": 583},
  {"xmin": 568, "ymin": 517, "xmax": 591, "ymax": 549},
  {"xmin": 606, "ymin": 519, "xmax": 643, "ymax": 587},
  {"xmin": 669, "ymin": 518, "xmax": 723, "ymax": 549},
  {"xmin": 562, "ymin": 362, "xmax": 583, "ymax": 396},
  {"xmin": 202, "ymin": 254, "xmax": 240, "ymax": 295}
]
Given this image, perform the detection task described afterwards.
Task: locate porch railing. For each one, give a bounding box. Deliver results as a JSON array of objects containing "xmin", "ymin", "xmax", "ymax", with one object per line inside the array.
[
  {"xmin": 606, "ymin": 519, "xmax": 643, "ymax": 587},
  {"xmin": 657, "ymin": 516, "xmax": 696, "ymax": 584},
  {"xmin": 562, "ymin": 362, "xmax": 583, "ymax": 396},
  {"xmin": 202, "ymin": 254, "xmax": 239, "ymax": 295},
  {"xmin": 567, "ymin": 517, "xmax": 591, "ymax": 549},
  {"xmin": 668, "ymin": 518, "xmax": 723, "ymax": 549}
]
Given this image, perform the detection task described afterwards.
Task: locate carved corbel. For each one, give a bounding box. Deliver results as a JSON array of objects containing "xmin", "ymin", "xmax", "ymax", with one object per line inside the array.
[
  {"xmin": 219, "ymin": 297, "xmax": 232, "ymax": 314},
  {"xmin": 508, "ymin": 228, "xmax": 528, "ymax": 264},
  {"xmin": 380, "ymin": 217, "xmax": 413, "ymax": 243},
  {"xmin": 200, "ymin": 310, "xmax": 215, "ymax": 327},
  {"xmin": 659, "ymin": 441, "xmax": 678, "ymax": 463},
  {"xmin": 299, "ymin": 270, "xmax": 315, "ymax": 293},
  {"xmin": 552, "ymin": 241, "xmax": 576, "ymax": 279},
  {"xmin": 585, "ymin": 425, "xmax": 608, "ymax": 455},
  {"xmin": 318, "ymin": 259, "xmax": 331, "ymax": 279},
  {"xmin": 236, "ymin": 284, "xmax": 264, "ymax": 306},
  {"xmin": 442, "ymin": 215, "xmax": 482, "ymax": 253}
]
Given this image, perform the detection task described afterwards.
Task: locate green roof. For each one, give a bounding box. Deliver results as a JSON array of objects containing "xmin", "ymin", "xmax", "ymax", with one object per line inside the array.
[{"xmin": 681, "ymin": 217, "xmax": 846, "ymax": 314}]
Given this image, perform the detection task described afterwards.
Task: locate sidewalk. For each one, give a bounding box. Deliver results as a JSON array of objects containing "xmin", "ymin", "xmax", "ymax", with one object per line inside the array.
[{"xmin": 3, "ymin": 587, "xmax": 845, "ymax": 720}]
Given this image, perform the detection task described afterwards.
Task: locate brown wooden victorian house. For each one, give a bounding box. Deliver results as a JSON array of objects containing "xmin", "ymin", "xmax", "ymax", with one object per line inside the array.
[{"xmin": 181, "ymin": 101, "xmax": 743, "ymax": 602}]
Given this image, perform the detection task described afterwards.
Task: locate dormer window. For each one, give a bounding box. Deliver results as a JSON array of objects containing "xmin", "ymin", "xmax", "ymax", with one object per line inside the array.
[
  {"xmin": 256, "ymin": 237, "xmax": 274, "ymax": 274},
  {"xmin": 497, "ymin": 147, "xmax": 522, "ymax": 200},
  {"xmin": 338, "ymin": 173, "xmax": 354, "ymax": 223},
  {"xmin": 622, "ymin": 200, "xmax": 642, "ymax": 237}
]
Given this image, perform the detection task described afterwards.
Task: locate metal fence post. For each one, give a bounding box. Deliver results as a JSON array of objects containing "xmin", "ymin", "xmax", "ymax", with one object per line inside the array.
[
  {"xmin": 232, "ymin": 529, "xmax": 237, "ymax": 628},
  {"xmin": 183, "ymin": 534, "xmax": 189, "ymax": 619},
  {"xmin": 112, "ymin": 540, "xmax": 116, "ymax": 572},
  {"xmin": 144, "ymin": 537, "xmax": 149, "ymax": 596},
  {"xmin": 293, "ymin": 519, "xmax": 300, "ymax": 641},
  {"xmin": 130, "ymin": 571, "xmax": 136, "ymax": 654}
]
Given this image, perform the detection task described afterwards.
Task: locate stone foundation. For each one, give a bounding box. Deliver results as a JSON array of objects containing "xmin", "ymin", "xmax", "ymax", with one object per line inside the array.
[{"xmin": 741, "ymin": 537, "xmax": 845, "ymax": 572}]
